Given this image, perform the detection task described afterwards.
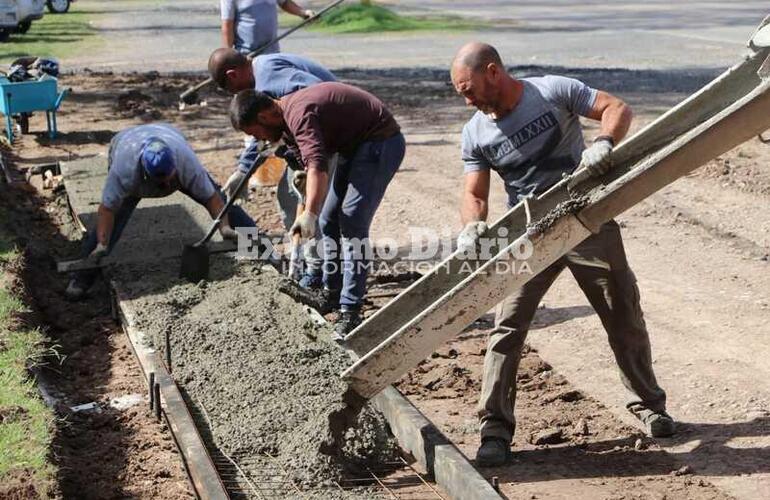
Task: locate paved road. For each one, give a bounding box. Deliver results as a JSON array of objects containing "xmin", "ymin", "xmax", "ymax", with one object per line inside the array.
[{"xmin": 68, "ymin": 0, "xmax": 768, "ymax": 72}]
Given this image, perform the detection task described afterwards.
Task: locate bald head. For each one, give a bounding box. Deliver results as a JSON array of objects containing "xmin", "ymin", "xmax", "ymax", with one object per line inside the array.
[
  {"xmin": 208, "ymin": 48, "xmax": 250, "ymax": 91},
  {"xmin": 451, "ymin": 42, "xmax": 503, "ymax": 74}
]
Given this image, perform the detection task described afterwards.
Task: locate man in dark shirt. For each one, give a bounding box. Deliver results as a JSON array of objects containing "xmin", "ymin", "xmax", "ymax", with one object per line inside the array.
[{"xmin": 229, "ymin": 82, "xmax": 406, "ymax": 337}]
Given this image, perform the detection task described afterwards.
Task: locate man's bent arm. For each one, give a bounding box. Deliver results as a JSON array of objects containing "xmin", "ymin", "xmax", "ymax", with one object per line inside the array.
[
  {"xmin": 221, "ymin": 20, "xmax": 235, "ymax": 48},
  {"xmin": 304, "ymin": 165, "xmax": 329, "ymax": 216},
  {"xmin": 584, "ymin": 91, "xmax": 633, "ymax": 144},
  {"xmin": 96, "ymin": 204, "xmax": 116, "ymax": 247},
  {"xmin": 204, "ymin": 193, "xmax": 231, "ymax": 227},
  {"xmin": 280, "ymin": 0, "xmax": 311, "ymax": 18},
  {"xmin": 461, "ymin": 170, "xmax": 490, "ymax": 224}
]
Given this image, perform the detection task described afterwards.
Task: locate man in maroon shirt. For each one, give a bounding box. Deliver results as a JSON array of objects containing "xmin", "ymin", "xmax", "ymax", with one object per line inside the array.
[{"xmin": 230, "ymin": 82, "xmax": 406, "ymax": 337}]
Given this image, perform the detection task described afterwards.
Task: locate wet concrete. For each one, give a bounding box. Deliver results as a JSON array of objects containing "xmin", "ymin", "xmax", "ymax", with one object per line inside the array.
[{"xmin": 116, "ymin": 258, "xmax": 398, "ymax": 485}]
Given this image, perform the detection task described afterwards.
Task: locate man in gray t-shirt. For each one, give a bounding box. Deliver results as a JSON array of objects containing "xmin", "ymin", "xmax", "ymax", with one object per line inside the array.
[
  {"xmin": 220, "ymin": 0, "xmax": 314, "ymax": 55},
  {"xmin": 65, "ymin": 123, "xmax": 256, "ymax": 300},
  {"xmin": 451, "ymin": 42, "xmax": 674, "ymax": 467}
]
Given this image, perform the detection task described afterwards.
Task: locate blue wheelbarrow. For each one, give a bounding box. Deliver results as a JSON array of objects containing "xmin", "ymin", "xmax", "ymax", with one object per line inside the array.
[{"xmin": 0, "ymin": 73, "xmax": 69, "ymax": 142}]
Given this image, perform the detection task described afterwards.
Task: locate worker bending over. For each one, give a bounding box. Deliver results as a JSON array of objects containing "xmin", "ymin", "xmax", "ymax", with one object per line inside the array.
[
  {"xmin": 450, "ymin": 42, "xmax": 674, "ymax": 467},
  {"xmin": 65, "ymin": 123, "xmax": 255, "ymax": 300},
  {"xmin": 229, "ymin": 82, "xmax": 405, "ymax": 336},
  {"xmin": 209, "ymin": 48, "xmax": 336, "ymax": 288}
]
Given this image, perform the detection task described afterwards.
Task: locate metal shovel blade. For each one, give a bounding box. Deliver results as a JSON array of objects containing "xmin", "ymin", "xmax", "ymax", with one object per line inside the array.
[{"xmin": 180, "ymin": 244, "xmax": 210, "ymax": 282}]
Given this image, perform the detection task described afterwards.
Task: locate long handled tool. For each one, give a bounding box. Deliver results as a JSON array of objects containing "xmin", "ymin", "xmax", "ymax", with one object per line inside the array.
[
  {"xmin": 178, "ymin": 0, "xmax": 346, "ymax": 105},
  {"xmin": 288, "ymin": 171, "xmax": 307, "ymax": 280},
  {"xmin": 179, "ymin": 151, "xmax": 269, "ymax": 282}
]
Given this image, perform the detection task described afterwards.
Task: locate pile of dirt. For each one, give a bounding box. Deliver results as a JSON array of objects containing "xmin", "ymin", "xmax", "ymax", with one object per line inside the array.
[
  {"xmin": 116, "ymin": 89, "xmax": 164, "ymax": 121},
  {"xmin": 117, "ymin": 258, "xmax": 398, "ymax": 485}
]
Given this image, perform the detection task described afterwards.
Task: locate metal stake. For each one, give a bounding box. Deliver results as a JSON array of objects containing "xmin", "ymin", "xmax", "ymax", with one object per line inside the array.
[
  {"xmin": 165, "ymin": 329, "xmax": 172, "ymax": 374},
  {"xmin": 153, "ymin": 382, "xmax": 161, "ymax": 422},
  {"xmin": 148, "ymin": 372, "xmax": 155, "ymax": 411}
]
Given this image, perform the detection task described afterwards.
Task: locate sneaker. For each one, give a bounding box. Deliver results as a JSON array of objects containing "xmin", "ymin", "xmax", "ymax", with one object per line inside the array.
[
  {"xmin": 65, "ymin": 278, "xmax": 87, "ymax": 301},
  {"xmin": 334, "ymin": 309, "xmax": 362, "ymax": 339},
  {"xmin": 298, "ymin": 272, "xmax": 323, "ymax": 290},
  {"xmin": 475, "ymin": 437, "xmax": 511, "ymax": 467},
  {"xmin": 644, "ymin": 411, "xmax": 676, "ymax": 437}
]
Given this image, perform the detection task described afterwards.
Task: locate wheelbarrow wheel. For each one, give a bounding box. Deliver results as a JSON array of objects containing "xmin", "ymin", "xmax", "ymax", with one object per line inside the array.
[
  {"xmin": 17, "ymin": 114, "xmax": 30, "ymax": 135},
  {"xmin": 0, "ymin": 29, "xmax": 10, "ymax": 43},
  {"xmin": 47, "ymin": 0, "xmax": 70, "ymax": 14},
  {"xmin": 14, "ymin": 21, "xmax": 31, "ymax": 34}
]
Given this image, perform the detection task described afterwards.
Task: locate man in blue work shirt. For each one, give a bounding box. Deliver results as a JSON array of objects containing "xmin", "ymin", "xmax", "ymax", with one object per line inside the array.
[
  {"xmin": 208, "ymin": 47, "xmax": 336, "ymax": 289},
  {"xmin": 65, "ymin": 123, "xmax": 256, "ymax": 300},
  {"xmin": 220, "ymin": 0, "xmax": 315, "ymax": 55}
]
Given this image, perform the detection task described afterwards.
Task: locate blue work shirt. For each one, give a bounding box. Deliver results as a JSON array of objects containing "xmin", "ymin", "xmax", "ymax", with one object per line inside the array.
[
  {"xmin": 220, "ymin": 0, "xmax": 285, "ymax": 55},
  {"xmin": 238, "ymin": 54, "xmax": 336, "ymax": 173}
]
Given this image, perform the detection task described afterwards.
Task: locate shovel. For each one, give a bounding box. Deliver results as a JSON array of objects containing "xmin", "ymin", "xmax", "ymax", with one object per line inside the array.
[{"xmin": 179, "ymin": 152, "xmax": 268, "ymax": 282}]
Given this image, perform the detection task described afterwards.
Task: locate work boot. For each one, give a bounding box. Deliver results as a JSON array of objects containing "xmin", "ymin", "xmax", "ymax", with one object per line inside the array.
[
  {"xmin": 333, "ymin": 308, "xmax": 362, "ymax": 341},
  {"xmin": 644, "ymin": 411, "xmax": 676, "ymax": 437},
  {"xmin": 316, "ymin": 288, "xmax": 340, "ymax": 315},
  {"xmin": 475, "ymin": 437, "xmax": 511, "ymax": 467},
  {"xmin": 65, "ymin": 278, "xmax": 88, "ymax": 301},
  {"xmin": 299, "ymin": 272, "xmax": 323, "ymax": 290}
]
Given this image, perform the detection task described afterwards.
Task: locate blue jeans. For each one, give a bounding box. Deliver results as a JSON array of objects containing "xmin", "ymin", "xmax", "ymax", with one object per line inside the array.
[
  {"xmin": 320, "ymin": 133, "xmax": 405, "ymax": 309},
  {"xmin": 73, "ymin": 187, "xmax": 255, "ymax": 287}
]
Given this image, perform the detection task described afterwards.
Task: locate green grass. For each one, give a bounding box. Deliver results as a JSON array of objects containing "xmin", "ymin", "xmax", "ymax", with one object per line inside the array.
[
  {"xmin": 305, "ymin": 3, "xmax": 484, "ymax": 34},
  {"xmin": 0, "ymin": 218, "xmax": 55, "ymax": 496},
  {"xmin": 0, "ymin": 10, "xmax": 99, "ymax": 64}
]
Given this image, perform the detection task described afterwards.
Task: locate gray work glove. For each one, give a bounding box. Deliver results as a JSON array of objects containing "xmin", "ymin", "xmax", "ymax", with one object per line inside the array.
[
  {"xmin": 219, "ymin": 219, "xmax": 238, "ymax": 241},
  {"xmin": 456, "ymin": 221, "xmax": 488, "ymax": 254},
  {"xmin": 292, "ymin": 170, "xmax": 307, "ymax": 194},
  {"xmin": 223, "ymin": 170, "xmax": 249, "ymax": 203},
  {"xmin": 303, "ymin": 9, "xmax": 316, "ymax": 18},
  {"xmin": 291, "ymin": 211, "xmax": 318, "ymax": 241},
  {"xmin": 89, "ymin": 242, "xmax": 108, "ymax": 260},
  {"xmin": 581, "ymin": 137, "xmax": 614, "ymax": 177}
]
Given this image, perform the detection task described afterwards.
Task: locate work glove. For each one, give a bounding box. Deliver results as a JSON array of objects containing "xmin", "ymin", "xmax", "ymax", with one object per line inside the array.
[
  {"xmin": 223, "ymin": 170, "xmax": 249, "ymax": 204},
  {"xmin": 219, "ymin": 219, "xmax": 239, "ymax": 241},
  {"xmin": 303, "ymin": 9, "xmax": 316, "ymax": 18},
  {"xmin": 456, "ymin": 221, "xmax": 488, "ymax": 254},
  {"xmin": 292, "ymin": 170, "xmax": 307, "ymax": 194},
  {"xmin": 291, "ymin": 211, "xmax": 318, "ymax": 241},
  {"xmin": 581, "ymin": 137, "xmax": 614, "ymax": 177},
  {"xmin": 89, "ymin": 242, "xmax": 108, "ymax": 261}
]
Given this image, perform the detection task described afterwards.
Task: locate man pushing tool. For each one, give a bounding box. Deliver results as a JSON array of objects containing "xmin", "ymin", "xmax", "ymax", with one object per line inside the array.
[
  {"xmin": 208, "ymin": 47, "xmax": 336, "ymax": 288},
  {"xmin": 220, "ymin": 0, "xmax": 315, "ymax": 56},
  {"xmin": 229, "ymin": 82, "xmax": 405, "ymax": 336},
  {"xmin": 450, "ymin": 42, "xmax": 674, "ymax": 467},
  {"xmin": 65, "ymin": 123, "xmax": 256, "ymax": 300}
]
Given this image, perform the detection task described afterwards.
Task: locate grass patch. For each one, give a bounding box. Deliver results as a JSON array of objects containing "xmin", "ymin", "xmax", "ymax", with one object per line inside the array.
[
  {"xmin": 0, "ymin": 211, "xmax": 55, "ymax": 496},
  {"xmin": 0, "ymin": 10, "xmax": 98, "ymax": 64},
  {"xmin": 306, "ymin": 3, "xmax": 484, "ymax": 34}
]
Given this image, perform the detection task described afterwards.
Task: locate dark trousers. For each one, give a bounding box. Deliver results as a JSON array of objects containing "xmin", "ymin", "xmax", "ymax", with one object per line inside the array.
[
  {"xmin": 478, "ymin": 220, "xmax": 667, "ymax": 443},
  {"xmin": 320, "ymin": 133, "xmax": 405, "ymax": 309}
]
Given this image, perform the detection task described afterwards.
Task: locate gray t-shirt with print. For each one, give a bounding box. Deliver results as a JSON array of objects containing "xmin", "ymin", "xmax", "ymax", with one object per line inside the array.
[
  {"xmin": 461, "ymin": 75, "xmax": 597, "ymax": 207},
  {"xmin": 103, "ymin": 123, "xmax": 216, "ymax": 211}
]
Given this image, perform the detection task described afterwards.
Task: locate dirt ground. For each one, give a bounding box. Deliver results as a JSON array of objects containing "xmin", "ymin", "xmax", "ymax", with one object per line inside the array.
[{"xmin": 3, "ymin": 66, "xmax": 769, "ymax": 498}]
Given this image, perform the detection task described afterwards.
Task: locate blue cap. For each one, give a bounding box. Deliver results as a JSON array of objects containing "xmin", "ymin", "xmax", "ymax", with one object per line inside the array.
[{"xmin": 140, "ymin": 137, "xmax": 175, "ymax": 178}]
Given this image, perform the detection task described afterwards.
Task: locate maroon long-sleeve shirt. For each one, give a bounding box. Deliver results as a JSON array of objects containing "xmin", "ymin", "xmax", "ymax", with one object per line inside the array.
[{"xmin": 280, "ymin": 82, "xmax": 400, "ymax": 171}]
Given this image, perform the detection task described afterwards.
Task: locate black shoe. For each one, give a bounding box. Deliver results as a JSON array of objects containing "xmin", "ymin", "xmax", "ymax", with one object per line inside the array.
[
  {"xmin": 333, "ymin": 309, "xmax": 362, "ymax": 341},
  {"xmin": 476, "ymin": 438, "xmax": 511, "ymax": 467},
  {"xmin": 317, "ymin": 288, "xmax": 340, "ymax": 315}
]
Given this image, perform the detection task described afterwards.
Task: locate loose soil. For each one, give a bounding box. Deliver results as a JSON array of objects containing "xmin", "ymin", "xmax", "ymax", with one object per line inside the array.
[{"xmin": 4, "ymin": 64, "xmax": 769, "ymax": 498}]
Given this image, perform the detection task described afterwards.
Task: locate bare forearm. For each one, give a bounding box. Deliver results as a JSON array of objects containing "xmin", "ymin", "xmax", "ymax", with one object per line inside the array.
[
  {"xmin": 221, "ymin": 20, "xmax": 234, "ymax": 47},
  {"xmin": 96, "ymin": 205, "xmax": 115, "ymax": 246},
  {"xmin": 304, "ymin": 167, "xmax": 328, "ymax": 215},
  {"xmin": 599, "ymin": 102, "xmax": 632, "ymax": 144},
  {"xmin": 280, "ymin": 0, "xmax": 309, "ymax": 18},
  {"xmin": 461, "ymin": 195, "xmax": 488, "ymax": 225}
]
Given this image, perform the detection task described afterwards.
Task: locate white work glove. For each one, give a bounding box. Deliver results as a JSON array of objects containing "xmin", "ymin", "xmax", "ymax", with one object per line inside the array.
[
  {"xmin": 292, "ymin": 170, "xmax": 307, "ymax": 194},
  {"xmin": 223, "ymin": 170, "xmax": 249, "ymax": 204},
  {"xmin": 581, "ymin": 137, "xmax": 614, "ymax": 177},
  {"xmin": 303, "ymin": 9, "xmax": 316, "ymax": 18},
  {"xmin": 219, "ymin": 219, "xmax": 239, "ymax": 241},
  {"xmin": 291, "ymin": 211, "xmax": 318, "ymax": 241},
  {"xmin": 456, "ymin": 221, "xmax": 488, "ymax": 254},
  {"xmin": 89, "ymin": 242, "xmax": 108, "ymax": 261}
]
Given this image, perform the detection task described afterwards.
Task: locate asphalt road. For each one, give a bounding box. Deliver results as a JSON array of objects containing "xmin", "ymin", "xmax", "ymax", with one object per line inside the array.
[{"xmin": 67, "ymin": 0, "xmax": 769, "ymax": 73}]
